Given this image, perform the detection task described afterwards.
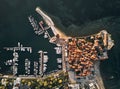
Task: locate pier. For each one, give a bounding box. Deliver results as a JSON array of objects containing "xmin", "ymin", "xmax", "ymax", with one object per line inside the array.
[
  {"xmin": 28, "ymin": 15, "xmax": 44, "ymax": 35},
  {"xmin": 4, "ymin": 42, "xmax": 32, "ymax": 53},
  {"xmin": 38, "ymin": 50, "xmax": 48, "ymax": 76},
  {"xmin": 35, "ymin": 7, "xmax": 57, "ymax": 36},
  {"xmin": 3, "ymin": 42, "xmax": 32, "ymax": 76}
]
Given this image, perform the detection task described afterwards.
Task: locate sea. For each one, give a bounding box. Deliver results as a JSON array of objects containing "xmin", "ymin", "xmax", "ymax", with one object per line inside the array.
[{"xmin": 0, "ymin": 0, "xmax": 120, "ymax": 89}]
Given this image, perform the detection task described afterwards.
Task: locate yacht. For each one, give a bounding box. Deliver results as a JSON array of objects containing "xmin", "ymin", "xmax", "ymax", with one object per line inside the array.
[
  {"xmin": 54, "ymin": 46, "xmax": 62, "ymax": 54},
  {"xmin": 44, "ymin": 32, "xmax": 48, "ymax": 38},
  {"xmin": 43, "ymin": 66, "xmax": 47, "ymax": 72},
  {"xmin": 43, "ymin": 55, "xmax": 48, "ymax": 63},
  {"xmin": 57, "ymin": 58, "xmax": 62, "ymax": 63}
]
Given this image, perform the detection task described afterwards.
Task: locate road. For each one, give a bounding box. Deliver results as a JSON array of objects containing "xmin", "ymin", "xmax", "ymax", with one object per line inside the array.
[{"xmin": 94, "ymin": 61, "xmax": 105, "ymax": 89}]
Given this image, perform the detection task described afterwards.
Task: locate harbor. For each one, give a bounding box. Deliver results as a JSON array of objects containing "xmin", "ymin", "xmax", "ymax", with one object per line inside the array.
[
  {"xmin": 30, "ymin": 7, "xmax": 114, "ymax": 89},
  {"xmin": 0, "ymin": 40, "xmax": 62, "ymax": 77},
  {"xmin": 0, "ymin": 6, "xmax": 114, "ymax": 89}
]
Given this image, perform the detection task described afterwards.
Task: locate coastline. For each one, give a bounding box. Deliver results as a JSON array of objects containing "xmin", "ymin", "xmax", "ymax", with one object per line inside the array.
[
  {"xmin": 54, "ymin": 25, "xmax": 106, "ymax": 89},
  {"xmin": 55, "ymin": 26, "xmax": 69, "ymax": 39},
  {"xmin": 62, "ymin": 31, "xmax": 106, "ymax": 89},
  {"xmin": 30, "ymin": 7, "xmax": 114, "ymax": 89},
  {"xmin": 40, "ymin": 7, "xmax": 109, "ymax": 89}
]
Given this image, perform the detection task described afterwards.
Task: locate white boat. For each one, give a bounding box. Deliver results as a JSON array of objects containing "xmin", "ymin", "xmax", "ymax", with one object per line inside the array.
[
  {"xmin": 43, "ymin": 55, "xmax": 48, "ymax": 63},
  {"xmin": 28, "ymin": 61, "xmax": 30, "ymax": 68},
  {"xmin": 15, "ymin": 63, "xmax": 18, "ymax": 66},
  {"xmin": 44, "ymin": 51, "xmax": 48, "ymax": 54},
  {"xmin": 5, "ymin": 60, "xmax": 13, "ymax": 65},
  {"xmin": 43, "ymin": 66, "xmax": 47, "ymax": 72},
  {"xmin": 57, "ymin": 58, "xmax": 62, "ymax": 63},
  {"xmin": 44, "ymin": 32, "xmax": 48, "ymax": 38},
  {"xmin": 13, "ymin": 52, "xmax": 19, "ymax": 58},
  {"xmin": 54, "ymin": 46, "xmax": 62, "ymax": 54},
  {"xmin": 13, "ymin": 58, "xmax": 18, "ymax": 62},
  {"xmin": 43, "ymin": 64, "xmax": 47, "ymax": 67},
  {"xmin": 34, "ymin": 62, "xmax": 38, "ymax": 68},
  {"xmin": 26, "ymin": 69, "xmax": 30, "ymax": 74},
  {"xmin": 58, "ymin": 65, "xmax": 62, "ymax": 69}
]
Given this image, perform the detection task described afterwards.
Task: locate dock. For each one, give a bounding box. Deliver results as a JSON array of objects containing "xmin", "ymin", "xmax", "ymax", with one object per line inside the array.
[
  {"xmin": 38, "ymin": 50, "xmax": 48, "ymax": 76},
  {"xmin": 35, "ymin": 7, "xmax": 57, "ymax": 36},
  {"xmin": 4, "ymin": 42, "xmax": 32, "ymax": 53},
  {"xmin": 28, "ymin": 15, "xmax": 44, "ymax": 35}
]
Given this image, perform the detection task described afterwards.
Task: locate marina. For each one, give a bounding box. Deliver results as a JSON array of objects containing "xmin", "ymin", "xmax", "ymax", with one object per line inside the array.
[
  {"xmin": 0, "ymin": 5, "xmax": 115, "ymax": 89},
  {"xmin": 33, "ymin": 7, "xmax": 114, "ymax": 89},
  {"xmin": 28, "ymin": 15, "xmax": 44, "ymax": 35},
  {"xmin": 2, "ymin": 43, "xmax": 33, "ymax": 76},
  {"xmin": 1, "ymin": 42, "xmax": 57, "ymax": 77}
]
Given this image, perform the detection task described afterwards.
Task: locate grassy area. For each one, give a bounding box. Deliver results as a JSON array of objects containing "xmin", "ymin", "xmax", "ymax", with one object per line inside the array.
[
  {"xmin": 21, "ymin": 72, "xmax": 68, "ymax": 89},
  {"xmin": 0, "ymin": 71, "xmax": 69, "ymax": 89}
]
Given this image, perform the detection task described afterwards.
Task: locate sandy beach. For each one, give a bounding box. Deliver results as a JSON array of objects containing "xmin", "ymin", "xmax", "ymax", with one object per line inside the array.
[{"xmin": 55, "ymin": 26, "xmax": 69, "ymax": 39}]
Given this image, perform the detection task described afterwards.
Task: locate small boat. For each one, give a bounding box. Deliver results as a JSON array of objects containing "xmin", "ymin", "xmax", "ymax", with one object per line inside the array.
[
  {"xmin": 43, "ymin": 66, "xmax": 47, "ymax": 72},
  {"xmin": 54, "ymin": 47, "xmax": 62, "ymax": 54},
  {"xmin": 58, "ymin": 65, "xmax": 62, "ymax": 69},
  {"xmin": 43, "ymin": 64, "xmax": 47, "ymax": 67},
  {"xmin": 57, "ymin": 58, "xmax": 62, "ymax": 63},
  {"xmin": 44, "ymin": 32, "xmax": 48, "ymax": 38},
  {"xmin": 43, "ymin": 55, "xmax": 48, "ymax": 63}
]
